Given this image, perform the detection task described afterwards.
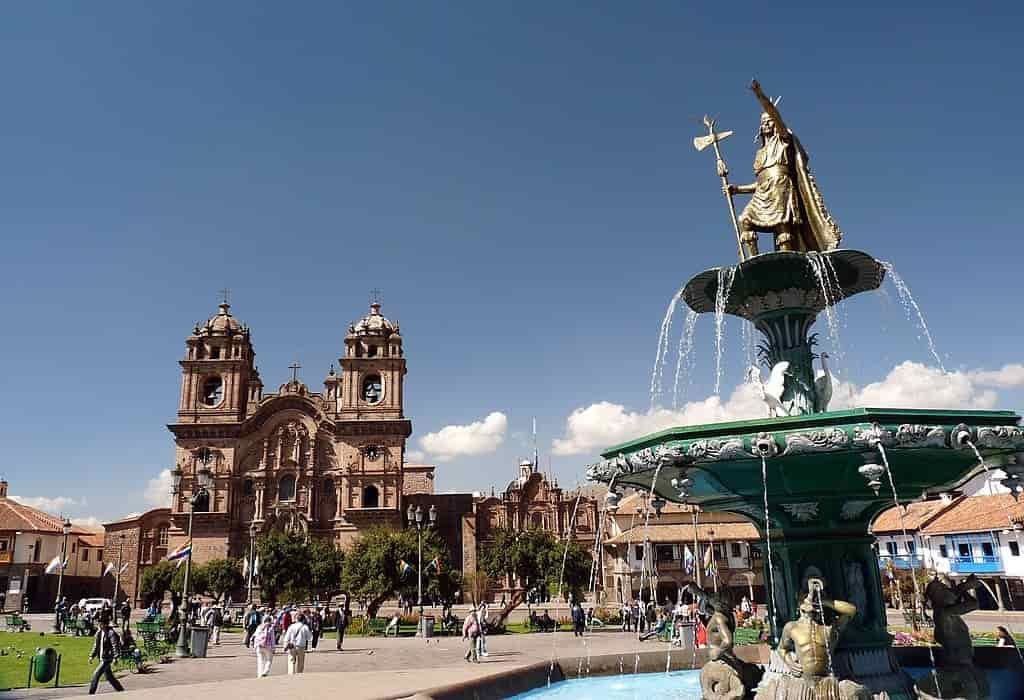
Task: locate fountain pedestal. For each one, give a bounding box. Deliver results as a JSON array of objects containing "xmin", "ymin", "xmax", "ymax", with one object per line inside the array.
[{"xmin": 588, "ymin": 250, "xmax": 1024, "ymax": 698}]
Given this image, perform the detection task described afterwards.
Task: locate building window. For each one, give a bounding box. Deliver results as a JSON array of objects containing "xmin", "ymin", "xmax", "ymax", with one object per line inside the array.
[
  {"xmin": 958, "ymin": 543, "xmax": 971, "ymax": 558},
  {"xmin": 981, "ymin": 541, "xmax": 995, "ymax": 557},
  {"xmin": 634, "ymin": 545, "xmax": 645, "ymax": 562},
  {"xmin": 0, "ymin": 540, "xmax": 7, "ymax": 551},
  {"xmin": 713, "ymin": 544, "xmax": 726, "ymax": 560},
  {"xmin": 939, "ymin": 544, "xmax": 948, "ymax": 558},
  {"xmin": 34, "ymin": 539, "xmax": 42, "ymax": 562},
  {"xmin": 243, "ymin": 479, "xmax": 254, "ymax": 496},
  {"xmin": 730, "ymin": 542, "xmax": 742, "ymax": 558},
  {"xmin": 906, "ymin": 540, "xmax": 916, "ymax": 555},
  {"xmin": 279, "ymin": 474, "xmax": 297, "ymax": 502},
  {"xmin": 363, "ymin": 484, "xmax": 380, "ymax": 508},
  {"xmin": 71, "ymin": 542, "xmax": 77, "ymax": 554},
  {"xmin": 83, "ymin": 549, "xmax": 89, "ymax": 562},
  {"xmin": 362, "ymin": 375, "xmax": 383, "ymax": 405},
  {"xmin": 210, "ymin": 346, "xmax": 221, "ymax": 359},
  {"xmin": 202, "ymin": 376, "xmax": 224, "ymax": 406},
  {"xmin": 656, "ymin": 545, "xmax": 674, "ymax": 562},
  {"xmin": 886, "ymin": 541, "xmax": 898, "ymax": 556},
  {"xmin": 157, "ymin": 528, "xmax": 168, "ymax": 547},
  {"xmin": 1010, "ymin": 542, "xmax": 1020, "ymax": 557}
]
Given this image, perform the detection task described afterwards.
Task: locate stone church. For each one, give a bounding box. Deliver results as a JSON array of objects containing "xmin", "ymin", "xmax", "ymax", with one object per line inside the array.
[{"xmin": 167, "ymin": 300, "xmax": 434, "ymax": 563}]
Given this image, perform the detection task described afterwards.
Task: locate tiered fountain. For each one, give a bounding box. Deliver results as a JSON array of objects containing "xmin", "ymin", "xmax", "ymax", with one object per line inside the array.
[{"xmin": 586, "ymin": 83, "xmax": 1024, "ymax": 700}]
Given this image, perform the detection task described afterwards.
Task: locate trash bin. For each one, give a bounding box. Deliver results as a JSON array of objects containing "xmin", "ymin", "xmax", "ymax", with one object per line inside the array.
[
  {"xmin": 421, "ymin": 616, "xmax": 435, "ymax": 638},
  {"xmin": 33, "ymin": 647, "xmax": 58, "ymax": 683},
  {"xmin": 190, "ymin": 625, "xmax": 211, "ymax": 658}
]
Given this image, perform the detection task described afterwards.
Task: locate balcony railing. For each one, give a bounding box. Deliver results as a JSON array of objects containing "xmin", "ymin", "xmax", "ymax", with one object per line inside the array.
[
  {"xmin": 878, "ymin": 554, "xmax": 925, "ymax": 570},
  {"xmin": 950, "ymin": 555, "xmax": 1001, "ymax": 574}
]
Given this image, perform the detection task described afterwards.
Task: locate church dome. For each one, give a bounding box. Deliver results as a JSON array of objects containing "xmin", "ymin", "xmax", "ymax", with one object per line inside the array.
[
  {"xmin": 349, "ymin": 303, "xmax": 398, "ymax": 337},
  {"xmin": 195, "ymin": 302, "xmax": 245, "ymax": 337}
]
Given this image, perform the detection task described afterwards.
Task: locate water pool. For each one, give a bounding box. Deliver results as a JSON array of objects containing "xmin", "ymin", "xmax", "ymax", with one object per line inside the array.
[{"xmin": 509, "ymin": 668, "xmax": 1022, "ymax": 699}]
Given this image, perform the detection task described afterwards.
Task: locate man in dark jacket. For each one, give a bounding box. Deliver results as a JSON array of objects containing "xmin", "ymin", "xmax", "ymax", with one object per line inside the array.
[
  {"xmin": 333, "ymin": 601, "xmax": 350, "ymax": 651},
  {"xmin": 243, "ymin": 604, "xmax": 260, "ymax": 648},
  {"xmin": 88, "ymin": 618, "xmax": 125, "ymax": 694}
]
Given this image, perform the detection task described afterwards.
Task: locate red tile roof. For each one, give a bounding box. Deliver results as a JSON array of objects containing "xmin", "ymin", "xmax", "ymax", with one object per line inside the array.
[
  {"xmin": 0, "ymin": 497, "xmax": 66, "ymax": 533},
  {"xmin": 920, "ymin": 494, "xmax": 1024, "ymax": 535},
  {"xmin": 871, "ymin": 499, "xmax": 956, "ymax": 534},
  {"xmin": 605, "ymin": 521, "xmax": 760, "ymax": 545}
]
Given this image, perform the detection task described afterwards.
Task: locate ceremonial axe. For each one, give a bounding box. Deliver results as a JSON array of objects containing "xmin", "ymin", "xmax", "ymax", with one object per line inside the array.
[{"xmin": 694, "ymin": 115, "xmax": 745, "ymax": 261}]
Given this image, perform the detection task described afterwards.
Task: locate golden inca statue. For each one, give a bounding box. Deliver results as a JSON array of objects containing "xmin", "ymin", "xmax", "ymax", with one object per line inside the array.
[{"xmin": 723, "ymin": 81, "xmax": 843, "ymax": 258}]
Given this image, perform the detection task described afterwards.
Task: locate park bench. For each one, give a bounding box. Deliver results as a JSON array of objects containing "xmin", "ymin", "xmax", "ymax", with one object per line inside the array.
[
  {"xmin": 365, "ymin": 617, "xmax": 390, "ymax": 636},
  {"xmin": 3, "ymin": 613, "xmax": 30, "ymax": 631},
  {"xmin": 136, "ymin": 620, "xmax": 171, "ymax": 659}
]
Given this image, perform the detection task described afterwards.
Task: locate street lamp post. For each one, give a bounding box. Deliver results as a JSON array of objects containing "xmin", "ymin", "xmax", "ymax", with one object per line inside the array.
[
  {"xmin": 406, "ymin": 503, "xmax": 437, "ymax": 636},
  {"xmin": 113, "ymin": 533, "xmax": 125, "ymax": 624},
  {"xmin": 171, "ymin": 458, "xmax": 213, "ymax": 658},
  {"xmin": 53, "ymin": 517, "xmax": 71, "ymax": 632},
  {"xmin": 247, "ymin": 521, "xmax": 258, "ymax": 604}
]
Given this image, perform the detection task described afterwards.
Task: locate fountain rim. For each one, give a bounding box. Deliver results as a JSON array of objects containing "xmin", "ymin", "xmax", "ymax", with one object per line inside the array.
[{"xmin": 599, "ymin": 407, "xmax": 1020, "ymax": 459}]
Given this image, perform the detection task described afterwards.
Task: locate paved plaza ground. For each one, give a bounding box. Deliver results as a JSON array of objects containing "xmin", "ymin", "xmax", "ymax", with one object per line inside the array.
[{"xmin": 8, "ymin": 607, "xmax": 1024, "ymax": 699}]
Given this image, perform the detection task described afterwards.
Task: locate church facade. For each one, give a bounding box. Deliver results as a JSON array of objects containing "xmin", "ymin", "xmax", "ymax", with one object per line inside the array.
[{"xmin": 166, "ymin": 300, "xmax": 433, "ymax": 564}]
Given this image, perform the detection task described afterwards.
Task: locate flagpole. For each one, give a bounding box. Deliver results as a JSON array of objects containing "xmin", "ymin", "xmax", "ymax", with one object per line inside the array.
[
  {"xmin": 692, "ymin": 509, "xmax": 702, "ymax": 588},
  {"xmin": 113, "ymin": 534, "xmax": 124, "ymax": 624}
]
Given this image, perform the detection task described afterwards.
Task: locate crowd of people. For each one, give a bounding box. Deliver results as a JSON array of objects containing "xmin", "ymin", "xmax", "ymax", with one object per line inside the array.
[
  {"xmin": 621, "ymin": 594, "xmax": 757, "ymax": 647},
  {"xmin": 241, "ymin": 601, "xmax": 352, "ymax": 676}
]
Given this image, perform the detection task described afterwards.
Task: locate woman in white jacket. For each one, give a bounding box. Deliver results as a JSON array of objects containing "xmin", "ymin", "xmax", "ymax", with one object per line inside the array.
[{"xmin": 253, "ymin": 616, "xmax": 276, "ymax": 677}]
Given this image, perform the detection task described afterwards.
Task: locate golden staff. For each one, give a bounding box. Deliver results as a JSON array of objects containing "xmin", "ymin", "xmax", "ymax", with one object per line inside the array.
[{"xmin": 694, "ymin": 115, "xmax": 745, "ymax": 262}]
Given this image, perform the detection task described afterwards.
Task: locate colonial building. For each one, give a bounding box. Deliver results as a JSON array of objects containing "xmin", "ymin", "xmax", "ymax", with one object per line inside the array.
[
  {"xmin": 103, "ymin": 508, "xmax": 172, "ymax": 607},
  {"xmin": 0, "ymin": 479, "xmax": 105, "ymax": 612},
  {"xmin": 601, "ymin": 492, "xmax": 764, "ymax": 606},
  {"xmin": 166, "ymin": 300, "xmax": 435, "ymax": 563}
]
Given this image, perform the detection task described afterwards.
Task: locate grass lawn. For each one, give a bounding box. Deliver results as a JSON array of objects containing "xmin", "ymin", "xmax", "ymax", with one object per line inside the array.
[{"xmin": 0, "ymin": 630, "xmax": 120, "ymax": 690}]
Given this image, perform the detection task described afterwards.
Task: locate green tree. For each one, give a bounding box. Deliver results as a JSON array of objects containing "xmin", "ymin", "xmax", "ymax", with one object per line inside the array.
[
  {"xmin": 308, "ymin": 538, "xmax": 345, "ymax": 599},
  {"xmin": 479, "ymin": 528, "xmax": 592, "ymax": 625},
  {"xmin": 172, "ymin": 560, "xmax": 209, "ymax": 600},
  {"xmin": 139, "ymin": 560, "xmax": 175, "ymax": 605},
  {"xmin": 257, "ymin": 531, "xmax": 313, "ymax": 604},
  {"xmin": 203, "ymin": 558, "xmax": 245, "ymax": 602},
  {"xmin": 341, "ymin": 527, "xmax": 455, "ymax": 619}
]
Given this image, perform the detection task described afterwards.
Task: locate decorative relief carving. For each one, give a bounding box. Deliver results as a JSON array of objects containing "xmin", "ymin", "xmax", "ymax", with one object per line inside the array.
[
  {"xmin": 780, "ymin": 502, "xmax": 819, "ymax": 522},
  {"xmin": 894, "ymin": 424, "xmax": 946, "ymax": 448},
  {"xmin": 781, "ymin": 428, "xmax": 849, "ymax": 455},
  {"xmin": 852, "ymin": 423, "xmax": 894, "ymax": 448},
  {"xmin": 687, "ymin": 438, "xmax": 756, "ymax": 462},
  {"xmin": 976, "ymin": 425, "xmax": 1024, "ymax": 450}
]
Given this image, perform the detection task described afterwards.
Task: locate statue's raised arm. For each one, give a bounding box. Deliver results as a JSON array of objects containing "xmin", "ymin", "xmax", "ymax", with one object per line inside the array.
[{"xmin": 751, "ymin": 80, "xmax": 789, "ymax": 140}]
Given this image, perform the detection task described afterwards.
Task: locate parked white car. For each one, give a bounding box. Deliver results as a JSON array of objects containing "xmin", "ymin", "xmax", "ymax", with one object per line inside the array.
[{"xmin": 77, "ymin": 597, "xmax": 111, "ymax": 614}]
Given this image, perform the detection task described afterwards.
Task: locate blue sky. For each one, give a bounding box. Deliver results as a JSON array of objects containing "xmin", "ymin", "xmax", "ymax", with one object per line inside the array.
[{"xmin": 2, "ymin": 2, "xmax": 1022, "ymax": 524}]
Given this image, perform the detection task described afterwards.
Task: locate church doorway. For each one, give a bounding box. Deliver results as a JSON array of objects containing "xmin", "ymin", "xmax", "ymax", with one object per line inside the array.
[{"xmin": 363, "ymin": 484, "xmax": 380, "ymax": 508}]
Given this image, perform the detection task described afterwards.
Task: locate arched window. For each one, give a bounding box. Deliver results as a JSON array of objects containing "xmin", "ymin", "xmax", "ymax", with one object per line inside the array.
[
  {"xmin": 531, "ymin": 512, "xmax": 543, "ymax": 529},
  {"xmin": 279, "ymin": 474, "xmax": 296, "ymax": 502},
  {"xmin": 363, "ymin": 484, "xmax": 380, "ymax": 508},
  {"xmin": 243, "ymin": 479, "xmax": 254, "ymax": 496},
  {"xmin": 202, "ymin": 376, "xmax": 223, "ymax": 406}
]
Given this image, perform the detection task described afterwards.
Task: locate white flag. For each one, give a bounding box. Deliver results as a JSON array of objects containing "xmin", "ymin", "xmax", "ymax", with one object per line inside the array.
[
  {"xmin": 242, "ymin": 557, "xmax": 249, "ymax": 578},
  {"xmin": 45, "ymin": 555, "xmax": 63, "ymax": 575},
  {"xmin": 119, "ymin": 563, "xmax": 129, "ymax": 575},
  {"xmin": 103, "ymin": 562, "xmax": 115, "ymax": 577},
  {"xmin": 253, "ymin": 555, "xmax": 260, "ymax": 577}
]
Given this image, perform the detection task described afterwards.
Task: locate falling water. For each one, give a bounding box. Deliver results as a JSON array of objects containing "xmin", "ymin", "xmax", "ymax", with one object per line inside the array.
[
  {"xmin": 672, "ymin": 310, "xmax": 700, "ymax": 409},
  {"xmin": 810, "ymin": 583, "xmax": 836, "ymax": 677},
  {"xmin": 876, "ymin": 443, "xmax": 942, "ymax": 696},
  {"xmin": 881, "ymin": 261, "xmax": 945, "ymax": 372},
  {"xmin": 547, "ymin": 491, "xmax": 584, "ymax": 686},
  {"xmin": 650, "ymin": 290, "xmax": 683, "ymax": 407},
  {"xmin": 806, "ymin": 253, "xmax": 848, "ymax": 380},
  {"xmin": 962, "ymin": 441, "xmax": 1024, "ymax": 664},
  {"xmin": 713, "ymin": 267, "xmax": 736, "ymax": 395},
  {"xmin": 760, "ymin": 455, "xmax": 779, "ymax": 641},
  {"xmin": 634, "ymin": 465, "xmax": 663, "ymax": 675}
]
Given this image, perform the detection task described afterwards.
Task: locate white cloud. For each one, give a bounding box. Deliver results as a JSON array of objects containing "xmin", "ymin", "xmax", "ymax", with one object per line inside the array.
[
  {"xmin": 9, "ymin": 495, "xmax": 79, "ymax": 515},
  {"xmin": 144, "ymin": 469, "xmax": 173, "ymax": 508},
  {"xmin": 71, "ymin": 516, "xmax": 103, "ymax": 530},
  {"xmin": 553, "ymin": 383, "xmax": 763, "ymax": 456},
  {"xmin": 554, "ymin": 362, "xmax": 1022, "ymax": 456},
  {"xmin": 419, "ymin": 412, "xmax": 508, "ymax": 462},
  {"xmin": 405, "ymin": 450, "xmax": 427, "ymax": 463}
]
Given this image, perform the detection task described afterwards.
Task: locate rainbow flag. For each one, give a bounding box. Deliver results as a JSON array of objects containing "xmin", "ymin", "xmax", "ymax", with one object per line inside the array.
[
  {"xmin": 167, "ymin": 541, "xmax": 192, "ymax": 562},
  {"xmin": 426, "ymin": 557, "xmax": 441, "ymax": 574},
  {"xmin": 399, "ymin": 559, "xmax": 413, "ymax": 576}
]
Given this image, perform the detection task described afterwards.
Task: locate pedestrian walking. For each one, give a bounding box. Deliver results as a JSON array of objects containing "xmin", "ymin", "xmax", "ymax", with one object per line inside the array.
[
  {"xmin": 309, "ymin": 607, "xmax": 322, "ymax": 650},
  {"xmin": 253, "ymin": 617, "xmax": 276, "ymax": 677},
  {"xmin": 282, "ymin": 613, "xmax": 313, "ymax": 674},
  {"xmin": 119, "ymin": 601, "xmax": 131, "ymax": 635},
  {"xmin": 206, "ymin": 605, "xmax": 224, "ymax": 645},
  {"xmin": 475, "ymin": 603, "xmax": 489, "ymax": 657},
  {"xmin": 243, "ymin": 604, "xmax": 260, "ymax": 648},
  {"xmin": 334, "ymin": 600, "xmax": 350, "ymax": 651},
  {"xmin": 88, "ymin": 617, "xmax": 125, "ymax": 694},
  {"xmin": 462, "ymin": 610, "xmax": 480, "ymax": 663},
  {"xmin": 571, "ymin": 601, "xmax": 586, "ymax": 637}
]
